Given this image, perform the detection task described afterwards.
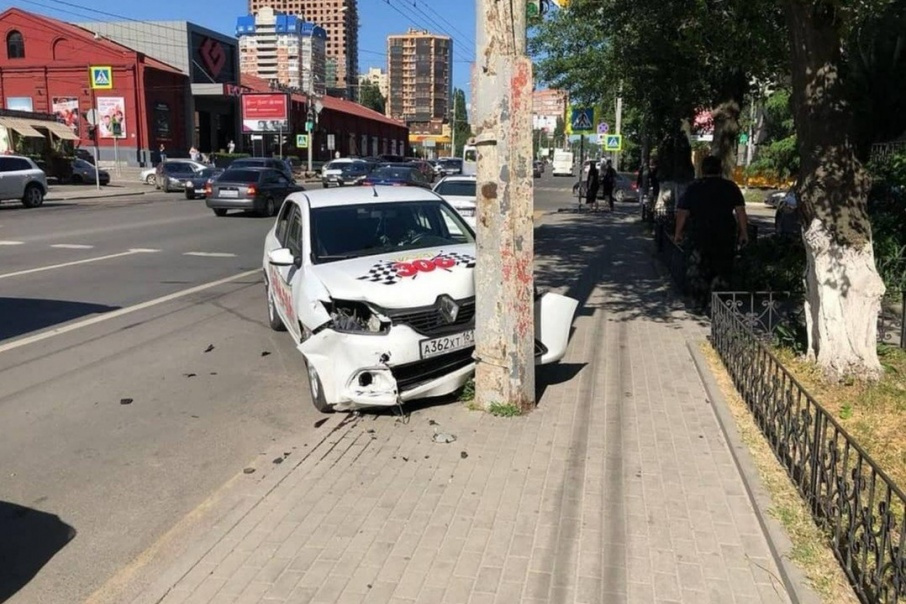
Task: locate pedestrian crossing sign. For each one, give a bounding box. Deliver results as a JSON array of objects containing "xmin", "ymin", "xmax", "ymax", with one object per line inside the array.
[
  {"xmin": 89, "ymin": 66, "xmax": 113, "ymax": 89},
  {"xmin": 567, "ymin": 107, "xmax": 595, "ymax": 135},
  {"xmin": 604, "ymin": 134, "xmax": 623, "ymax": 151},
  {"xmin": 296, "ymin": 134, "xmax": 309, "ymax": 149}
]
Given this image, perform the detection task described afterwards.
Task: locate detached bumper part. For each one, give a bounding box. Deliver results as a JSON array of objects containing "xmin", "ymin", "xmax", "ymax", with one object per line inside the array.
[{"xmin": 298, "ymin": 327, "xmax": 474, "ymax": 411}]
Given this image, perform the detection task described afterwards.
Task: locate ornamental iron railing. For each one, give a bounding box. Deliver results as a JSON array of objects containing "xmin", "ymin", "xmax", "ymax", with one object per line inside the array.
[{"xmin": 711, "ymin": 291, "xmax": 906, "ymax": 602}]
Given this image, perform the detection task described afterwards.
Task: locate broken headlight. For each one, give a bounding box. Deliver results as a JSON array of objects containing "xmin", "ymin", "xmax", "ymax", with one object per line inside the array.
[{"xmin": 326, "ymin": 299, "xmax": 391, "ymax": 334}]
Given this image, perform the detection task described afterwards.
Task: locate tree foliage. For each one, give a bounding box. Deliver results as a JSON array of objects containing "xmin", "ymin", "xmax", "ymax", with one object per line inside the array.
[
  {"xmin": 452, "ymin": 88, "xmax": 473, "ymax": 157},
  {"xmin": 358, "ymin": 81, "xmax": 385, "ymax": 115}
]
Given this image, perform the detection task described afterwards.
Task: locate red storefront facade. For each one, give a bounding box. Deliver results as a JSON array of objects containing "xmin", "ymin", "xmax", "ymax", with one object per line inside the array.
[
  {"xmin": 240, "ymin": 74, "xmax": 409, "ymax": 162},
  {"xmin": 0, "ymin": 8, "xmax": 189, "ymax": 165}
]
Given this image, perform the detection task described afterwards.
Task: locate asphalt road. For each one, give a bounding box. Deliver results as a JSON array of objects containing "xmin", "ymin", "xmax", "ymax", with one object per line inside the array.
[
  {"xmin": 0, "ymin": 191, "xmax": 323, "ymax": 604},
  {"xmin": 0, "ymin": 177, "xmax": 580, "ymax": 603}
]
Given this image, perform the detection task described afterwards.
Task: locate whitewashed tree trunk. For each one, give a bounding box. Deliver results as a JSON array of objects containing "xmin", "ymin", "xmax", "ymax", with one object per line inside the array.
[{"xmin": 802, "ymin": 218, "xmax": 886, "ymax": 379}]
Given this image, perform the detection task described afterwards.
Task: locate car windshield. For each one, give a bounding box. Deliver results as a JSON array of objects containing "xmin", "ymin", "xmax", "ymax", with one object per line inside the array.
[
  {"xmin": 218, "ymin": 169, "xmax": 260, "ymax": 183},
  {"xmin": 197, "ymin": 168, "xmax": 217, "ymax": 178},
  {"xmin": 74, "ymin": 159, "xmax": 91, "ymax": 169},
  {"xmin": 371, "ymin": 166, "xmax": 414, "ymax": 180},
  {"xmin": 325, "ymin": 161, "xmax": 351, "ymax": 170},
  {"xmin": 434, "ymin": 180, "xmax": 476, "ymax": 197},
  {"xmin": 231, "ymin": 160, "xmax": 263, "ymax": 169},
  {"xmin": 310, "ymin": 200, "xmax": 475, "ymax": 263}
]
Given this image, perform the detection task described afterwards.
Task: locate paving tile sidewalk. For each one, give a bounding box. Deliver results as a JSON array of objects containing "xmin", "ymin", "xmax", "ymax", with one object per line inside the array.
[{"xmin": 139, "ymin": 207, "xmax": 794, "ymax": 604}]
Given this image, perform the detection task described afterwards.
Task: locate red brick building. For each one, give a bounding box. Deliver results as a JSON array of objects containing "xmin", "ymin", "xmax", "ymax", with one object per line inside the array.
[{"xmin": 0, "ymin": 8, "xmax": 189, "ymax": 165}]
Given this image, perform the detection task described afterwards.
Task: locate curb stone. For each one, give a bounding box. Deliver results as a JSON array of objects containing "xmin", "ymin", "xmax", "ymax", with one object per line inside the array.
[
  {"xmin": 687, "ymin": 340, "xmax": 823, "ymax": 604},
  {"xmin": 46, "ymin": 190, "xmax": 152, "ymax": 202}
]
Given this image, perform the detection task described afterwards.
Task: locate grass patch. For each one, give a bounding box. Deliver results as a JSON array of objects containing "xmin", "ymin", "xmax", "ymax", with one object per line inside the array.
[
  {"xmin": 773, "ymin": 344, "xmax": 906, "ymax": 490},
  {"xmin": 487, "ymin": 402, "xmax": 521, "ymax": 417},
  {"xmin": 701, "ymin": 343, "xmax": 859, "ymax": 603},
  {"xmin": 457, "ymin": 379, "xmax": 476, "ymax": 403}
]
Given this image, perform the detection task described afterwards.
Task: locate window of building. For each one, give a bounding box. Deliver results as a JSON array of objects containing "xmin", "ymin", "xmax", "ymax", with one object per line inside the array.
[{"xmin": 6, "ymin": 30, "xmax": 25, "ymax": 59}]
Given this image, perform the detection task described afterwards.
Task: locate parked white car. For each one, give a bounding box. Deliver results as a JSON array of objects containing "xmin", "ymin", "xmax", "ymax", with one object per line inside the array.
[
  {"xmin": 262, "ymin": 186, "xmax": 578, "ymax": 413},
  {"xmin": 432, "ymin": 175, "xmax": 477, "ymax": 227},
  {"xmin": 0, "ymin": 155, "xmax": 47, "ymax": 208},
  {"xmin": 320, "ymin": 158, "xmax": 368, "ymax": 188}
]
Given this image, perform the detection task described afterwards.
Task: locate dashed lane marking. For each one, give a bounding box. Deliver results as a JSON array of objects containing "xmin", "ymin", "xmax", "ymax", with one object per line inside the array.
[
  {"xmin": 0, "ymin": 269, "xmax": 261, "ymax": 354},
  {"xmin": 183, "ymin": 252, "xmax": 238, "ymax": 258},
  {"xmin": 0, "ymin": 240, "xmax": 24, "ymax": 245},
  {"xmin": 0, "ymin": 249, "xmax": 161, "ymax": 281},
  {"xmin": 50, "ymin": 244, "xmax": 95, "ymax": 249}
]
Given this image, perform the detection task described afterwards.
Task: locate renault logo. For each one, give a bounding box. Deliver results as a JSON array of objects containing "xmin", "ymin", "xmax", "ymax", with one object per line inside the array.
[{"xmin": 438, "ymin": 295, "xmax": 460, "ymax": 324}]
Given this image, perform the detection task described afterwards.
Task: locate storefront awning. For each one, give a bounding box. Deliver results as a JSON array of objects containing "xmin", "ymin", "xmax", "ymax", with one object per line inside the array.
[
  {"xmin": 42, "ymin": 121, "xmax": 79, "ymax": 141},
  {"xmin": 0, "ymin": 117, "xmax": 45, "ymax": 138}
]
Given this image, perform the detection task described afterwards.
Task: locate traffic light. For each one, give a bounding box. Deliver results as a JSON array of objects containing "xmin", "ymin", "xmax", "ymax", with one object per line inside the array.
[{"xmin": 305, "ymin": 120, "xmax": 314, "ymax": 132}]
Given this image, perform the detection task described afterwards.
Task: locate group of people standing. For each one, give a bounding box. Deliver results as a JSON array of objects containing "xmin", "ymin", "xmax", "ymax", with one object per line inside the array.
[{"xmin": 583, "ymin": 158, "xmax": 618, "ymax": 211}]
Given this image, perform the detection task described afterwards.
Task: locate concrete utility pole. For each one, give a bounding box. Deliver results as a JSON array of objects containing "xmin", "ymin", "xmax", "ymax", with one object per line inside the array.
[
  {"xmin": 473, "ymin": 0, "xmax": 536, "ymax": 412},
  {"xmin": 451, "ymin": 92, "xmax": 457, "ymax": 158},
  {"xmin": 613, "ymin": 94, "xmax": 623, "ymax": 170}
]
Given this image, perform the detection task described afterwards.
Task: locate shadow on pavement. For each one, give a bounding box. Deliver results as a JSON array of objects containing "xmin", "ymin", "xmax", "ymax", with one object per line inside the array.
[
  {"xmin": 0, "ymin": 298, "xmax": 120, "ymax": 341},
  {"xmin": 0, "ymin": 501, "xmax": 76, "ymax": 602}
]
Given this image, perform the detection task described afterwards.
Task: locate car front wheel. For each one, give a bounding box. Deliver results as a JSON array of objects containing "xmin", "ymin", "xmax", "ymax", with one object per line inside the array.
[
  {"xmin": 266, "ymin": 284, "xmax": 286, "ymax": 332},
  {"xmin": 262, "ymin": 197, "xmax": 277, "ymax": 217},
  {"xmin": 304, "ymin": 358, "xmax": 332, "ymax": 413},
  {"xmin": 21, "ymin": 184, "xmax": 44, "ymax": 208},
  {"xmin": 146, "ymin": 174, "xmax": 156, "ymax": 185}
]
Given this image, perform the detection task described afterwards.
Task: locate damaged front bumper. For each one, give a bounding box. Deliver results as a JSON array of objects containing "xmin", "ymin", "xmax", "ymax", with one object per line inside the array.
[{"xmin": 298, "ymin": 324, "xmax": 475, "ymax": 412}]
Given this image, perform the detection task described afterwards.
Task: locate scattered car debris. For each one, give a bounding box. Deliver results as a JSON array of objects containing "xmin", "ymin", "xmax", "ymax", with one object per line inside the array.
[
  {"xmin": 191, "ymin": 415, "xmax": 199, "ymax": 419},
  {"xmin": 210, "ymin": 372, "xmax": 218, "ymax": 376},
  {"xmin": 432, "ymin": 431, "xmax": 457, "ymax": 444},
  {"xmin": 402, "ymin": 456, "xmax": 409, "ymax": 462},
  {"xmin": 366, "ymin": 429, "xmax": 376, "ymax": 434},
  {"xmin": 272, "ymin": 457, "xmax": 284, "ymax": 465},
  {"xmin": 428, "ymin": 419, "xmax": 438, "ymax": 426},
  {"xmin": 261, "ymin": 351, "xmax": 271, "ymax": 357},
  {"xmin": 183, "ymin": 373, "xmax": 197, "ymax": 378},
  {"xmin": 314, "ymin": 418, "xmax": 328, "ymax": 428},
  {"xmin": 204, "ymin": 344, "xmax": 215, "ymax": 353},
  {"xmin": 243, "ymin": 467, "xmax": 255, "ymax": 474},
  {"xmin": 460, "ymin": 451, "xmax": 468, "ymax": 459},
  {"xmin": 119, "ymin": 398, "xmax": 133, "ymax": 405}
]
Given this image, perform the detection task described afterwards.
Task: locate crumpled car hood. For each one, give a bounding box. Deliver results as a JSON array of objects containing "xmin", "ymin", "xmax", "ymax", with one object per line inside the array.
[{"xmin": 307, "ymin": 244, "xmax": 476, "ymax": 309}]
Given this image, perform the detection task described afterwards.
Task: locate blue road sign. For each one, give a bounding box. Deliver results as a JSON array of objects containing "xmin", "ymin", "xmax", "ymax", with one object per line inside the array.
[
  {"xmin": 89, "ymin": 66, "xmax": 113, "ymax": 89},
  {"xmin": 569, "ymin": 107, "xmax": 595, "ymax": 134},
  {"xmin": 597, "ymin": 122, "xmax": 609, "ymax": 134},
  {"xmin": 604, "ymin": 134, "xmax": 623, "ymax": 151}
]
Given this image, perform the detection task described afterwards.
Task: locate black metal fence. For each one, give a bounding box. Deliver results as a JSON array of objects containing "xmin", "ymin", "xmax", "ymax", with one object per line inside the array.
[{"xmin": 711, "ymin": 291, "xmax": 906, "ymax": 603}]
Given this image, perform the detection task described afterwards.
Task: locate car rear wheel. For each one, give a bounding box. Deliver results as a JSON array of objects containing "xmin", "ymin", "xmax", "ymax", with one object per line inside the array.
[
  {"xmin": 145, "ymin": 174, "xmax": 155, "ymax": 185},
  {"xmin": 184, "ymin": 190, "xmax": 195, "ymax": 200},
  {"xmin": 71, "ymin": 174, "xmax": 83, "ymax": 184},
  {"xmin": 265, "ymin": 284, "xmax": 287, "ymax": 331},
  {"xmin": 615, "ymin": 189, "xmax": 625, "ymax": 202},
  {"xmin": 162, "ymin": 178, "xmax": 172, "ymax": 193},
  {"xmin": 263, "ymin": 197, "xmax": 277, "ymax": 217},
  {"xmin": 21, "ymin": 184, "xmax": 44, "ymax": 208},
  {"xmin": 213, "ymin": 208, "xmax": 227, "ymax": 217},
  {"xmin": 304, "ymin": 359, "xmax": 332, "ymax": 413}
]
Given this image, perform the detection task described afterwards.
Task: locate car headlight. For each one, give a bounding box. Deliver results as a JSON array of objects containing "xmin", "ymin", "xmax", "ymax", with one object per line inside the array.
[{"xmin": 326, "ymin": 299, "xmax": 390, "ymax": 334}]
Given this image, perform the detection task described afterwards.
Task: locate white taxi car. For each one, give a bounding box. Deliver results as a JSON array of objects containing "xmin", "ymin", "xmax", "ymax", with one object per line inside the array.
[
  {"xmin": 262, "ymin": 186, "xmax": 578, "ymax": 413},
  {"xmin": 431, "ymin": 175, "xmax": 477, "ymax": 228}
]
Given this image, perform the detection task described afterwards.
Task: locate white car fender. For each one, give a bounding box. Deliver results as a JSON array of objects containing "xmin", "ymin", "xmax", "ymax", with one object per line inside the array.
[
  {"xmin": 535, "ymin": 292, "xmax": 579, "ymax": 364},
  {"xmin": 296, "ymin": 273, "xmax": 332, "ymax": 331}
]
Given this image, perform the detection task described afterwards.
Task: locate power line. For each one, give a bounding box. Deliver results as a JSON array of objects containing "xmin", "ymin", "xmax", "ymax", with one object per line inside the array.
[
  {"xmin": 412, "ymin": 0, "xmax": 475, "ymax": 48},
  {"xmin": 381, "ymin": 0, "xmax": 473, "ymax": 63}
]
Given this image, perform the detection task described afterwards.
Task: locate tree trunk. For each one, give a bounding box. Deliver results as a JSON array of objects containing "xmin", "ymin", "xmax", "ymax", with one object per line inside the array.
[
  {"xmin": 710, "ymin": 99, "xmax": 741, "ymax": 178},
  {"xmin": 784, "ymin": 0, "xmax": 886, "ymax": 379}
]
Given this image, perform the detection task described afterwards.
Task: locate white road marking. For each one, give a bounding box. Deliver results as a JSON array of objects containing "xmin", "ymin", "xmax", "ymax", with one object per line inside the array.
[
  {"xmin": 50, "ymin": 244, "xmax": 95, "ymax": 249},
  {"xmin": 0, "ymin": 248, "xmax": 160, "ymax": 281},
  {"xmin": 0, "ymin": 240, "xmax": 25, "ymax": 245},
  {"xmin": 183, "ymin": 252, "xmax": 238, "ymax": 258},
  {"xmin": 0, "ymin": 269, "xmax": 261, "ymax": 354}
]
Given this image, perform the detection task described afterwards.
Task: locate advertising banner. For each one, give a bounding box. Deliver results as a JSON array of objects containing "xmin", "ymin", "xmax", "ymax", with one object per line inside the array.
[
  {"xmin": 241, "ymin": 94, "xmax": 289, "ymax": 133},
  {"xmin": 97, "ymin": 97, "xmax": 126, "ymax": 138},
  {"xmin": 52, "ymin": 97, "xmax": 80, "ymax": 135}
]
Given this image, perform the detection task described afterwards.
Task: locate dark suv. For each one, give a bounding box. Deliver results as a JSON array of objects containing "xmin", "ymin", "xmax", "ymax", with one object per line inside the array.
[{"xmin": 228, "ymin": 158, "xmax": 295, "ymax": 183}]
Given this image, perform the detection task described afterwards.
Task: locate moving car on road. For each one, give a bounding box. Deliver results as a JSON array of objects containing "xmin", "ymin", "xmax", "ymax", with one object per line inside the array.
[
  {"xmin": 184, "ymin": 167, "xmax": 224, "ymax": 199},
  {"xmin": 321, "ymin": 159, "xmax": 371, "ymax": 188},
  {"xmin": 437, "ymin": 157, "xmax": 463, "ymax": 176},
  {"xmin": 362, "ymin": 165, "xmax": 432, "ymax": 188},
  {"xmin": 229, "ymin": 157, "xmax": 295, "ymax": 183},
  {"xmin": 551, "ymin": 150, "xmax": 574, "ymax": 176},
  {"xmin": 143, "ymin": 159, "xmax": 206, "ymax": 187},
  {"xmin": 0, "ymin": 155, "xmax": 47, "ymax": 208},
  {"xmin": 205, "ymin": 167, "xmax": 303, "ymax": 217},
  {"xmin": 432, "ymin": 175, "xmax": 477, "ymax": 227},
  {"xmin": 157, "ymin": 161, "xmax": 205, "ymax": 193},
  {"xmin": 70, "ymin": 158, "xmax": 109, "ymax": 185},
  {"xmin": 261, "ymin": 186, "xmax": 579, "ymax": 413}
]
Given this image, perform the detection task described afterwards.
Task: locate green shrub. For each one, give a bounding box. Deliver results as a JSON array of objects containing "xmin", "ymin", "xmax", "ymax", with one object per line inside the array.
[{"xmin": 732, "ymin": 235, "xmax": 807, "ymax": 296}]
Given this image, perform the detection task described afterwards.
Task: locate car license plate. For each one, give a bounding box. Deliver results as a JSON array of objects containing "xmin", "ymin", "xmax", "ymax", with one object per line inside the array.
[
  {"xmin": 220, "ymin": 190, "xmax": 239, "ymax": 198},
  {"xmin": 419, "ymin": 330, "xmax": 474, "ymax": 359},
  {"xmin": 459, "ymin": 208, "xmax": 475, "ymax": 217}
]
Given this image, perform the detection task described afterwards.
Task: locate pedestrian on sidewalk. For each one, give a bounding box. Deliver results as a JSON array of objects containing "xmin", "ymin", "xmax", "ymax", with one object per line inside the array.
[
  {"xmin": 227, "ymin": 140, "xmax": 235, "ymax": 154},
  {"xmin": 585, "ymin": 159, "xmax": 600, "ymax": 211},
  {"xmin": 601, "ymin": 159, "xmax": 617, "ymax": 211},
  {"xmin": 158, "ymin": 144, "xmax": 167, "ymax": 165},
  {"xmin": 673, "ymin": 155, "xmax": 749, "ymax": 312}
]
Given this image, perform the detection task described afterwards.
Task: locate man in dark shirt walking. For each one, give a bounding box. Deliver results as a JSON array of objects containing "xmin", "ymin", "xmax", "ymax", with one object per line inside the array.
[{"xmin": 673, "ymin": 155, "xmax": 749, "ymax": 311}]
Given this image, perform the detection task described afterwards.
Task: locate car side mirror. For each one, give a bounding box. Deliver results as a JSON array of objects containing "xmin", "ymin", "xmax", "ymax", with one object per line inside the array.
[{"xmin": 268, "ymin": 248, "xmax": 296, "ymax": 267}]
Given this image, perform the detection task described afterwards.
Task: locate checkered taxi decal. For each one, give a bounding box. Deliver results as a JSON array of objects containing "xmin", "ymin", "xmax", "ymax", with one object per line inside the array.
[{"xmin": 357, "ymin": 252, "xmax": 476, "ymax": 285}]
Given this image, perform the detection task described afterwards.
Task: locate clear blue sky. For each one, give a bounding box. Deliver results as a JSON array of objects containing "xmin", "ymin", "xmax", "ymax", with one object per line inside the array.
[{"xmin": 18, "ymin": 0, "xmax": 476, "ymax": 97}]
